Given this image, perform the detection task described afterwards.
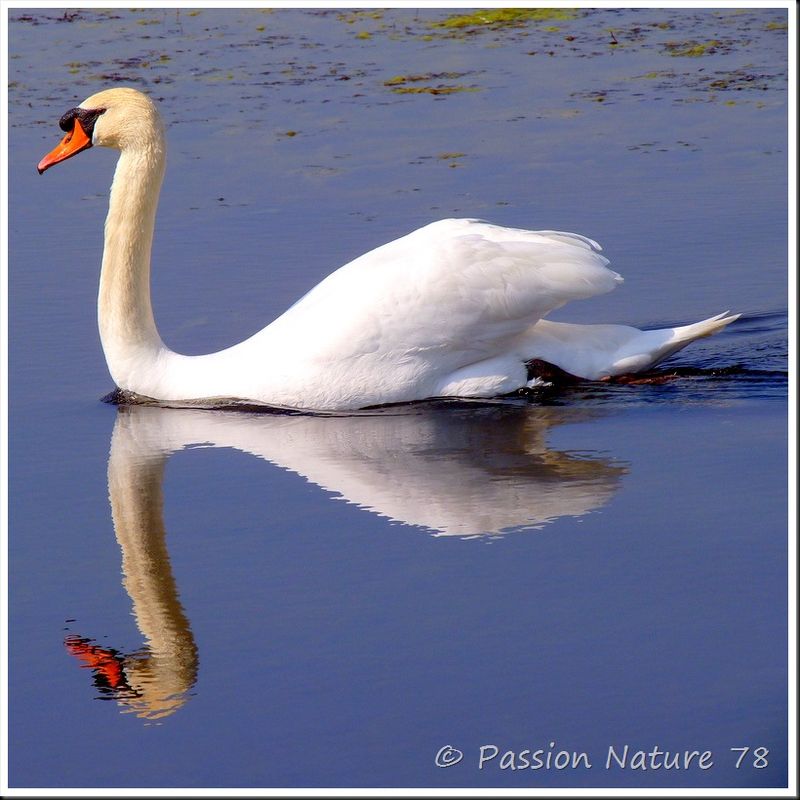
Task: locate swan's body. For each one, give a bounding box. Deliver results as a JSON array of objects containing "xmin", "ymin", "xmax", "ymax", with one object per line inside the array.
[{"xmin": 39, "ymin": 88, "xmax": 738, "ymax": 411}]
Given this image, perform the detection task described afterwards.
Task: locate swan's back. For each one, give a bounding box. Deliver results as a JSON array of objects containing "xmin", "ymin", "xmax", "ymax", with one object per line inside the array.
[{"xmin": 259, "ymin": 219, "xmax": 622, "ymax": 363}]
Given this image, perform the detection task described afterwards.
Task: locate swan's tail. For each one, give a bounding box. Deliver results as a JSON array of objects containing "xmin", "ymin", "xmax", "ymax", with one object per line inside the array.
[
  {"xmin": 669, "ymin": 311, "xmax": 741, "ymax": 344},
  {"xmin": 604, "ymin": 311, "xmax": 741, "ymax": 376},
  {"xmin": 524, "ymin": 312, "xmax": 741, "ymax": 380}
]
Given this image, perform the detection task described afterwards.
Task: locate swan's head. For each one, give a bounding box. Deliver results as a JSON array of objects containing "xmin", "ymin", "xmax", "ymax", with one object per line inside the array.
[{"xmin": 38, "ymin": 87, "xmax": 164, "ymax": 174}]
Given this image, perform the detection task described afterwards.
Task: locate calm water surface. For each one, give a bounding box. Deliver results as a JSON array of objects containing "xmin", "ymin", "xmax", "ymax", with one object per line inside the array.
[{"xmin": 8, "ymin": 7, "xmax": 789, "ymax": 790}]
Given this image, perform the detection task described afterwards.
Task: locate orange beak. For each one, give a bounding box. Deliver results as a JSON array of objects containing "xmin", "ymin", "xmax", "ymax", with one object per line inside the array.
[{"xmin": 37, "ymin": 118, "xmax": 92, "ymax": 174}]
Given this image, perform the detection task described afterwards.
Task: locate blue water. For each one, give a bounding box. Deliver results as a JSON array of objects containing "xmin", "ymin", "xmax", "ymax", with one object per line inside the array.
[{"xmin": 7, "ymin": 7, "xmax": 789, "ymax": 790}]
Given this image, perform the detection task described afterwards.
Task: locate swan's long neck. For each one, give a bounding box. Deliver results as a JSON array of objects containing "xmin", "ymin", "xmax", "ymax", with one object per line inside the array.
[{"xmin": 98, "ymin": 137, "xmax": 168, "ymax": 390}]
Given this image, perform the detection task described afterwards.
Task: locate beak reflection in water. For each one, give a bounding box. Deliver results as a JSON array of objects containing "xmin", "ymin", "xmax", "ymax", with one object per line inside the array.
[{"xmin": 65, "ymin": 401, "xmax": 627, "ymax": 719}]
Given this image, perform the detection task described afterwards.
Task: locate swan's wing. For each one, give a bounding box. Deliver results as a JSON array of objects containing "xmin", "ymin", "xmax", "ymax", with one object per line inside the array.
[{"xmin": 264, "ymin": 219, "xmax": 622, "ymax": 364}]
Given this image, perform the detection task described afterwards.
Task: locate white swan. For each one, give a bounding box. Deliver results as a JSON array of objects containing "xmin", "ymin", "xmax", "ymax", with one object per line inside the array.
[{"xmin": 38, "ymin": 87, "xmax": 739, "ymax": 412}]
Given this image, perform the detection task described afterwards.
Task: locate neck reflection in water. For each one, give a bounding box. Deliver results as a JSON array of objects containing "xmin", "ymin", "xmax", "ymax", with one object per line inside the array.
[
  {"xmin": 66, "ymin": 401, "xmax": 627, "ymax": 719},
  {"xmin": 66, "ymin": 409, "xmax": 199, "ymax": 721}
]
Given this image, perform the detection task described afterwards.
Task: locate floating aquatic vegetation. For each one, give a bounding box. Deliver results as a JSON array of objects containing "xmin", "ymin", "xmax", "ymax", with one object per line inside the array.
[
  {"xmin": 391, "ymin": 86, "xmax": 477, "ymax": 96},
  {"xmin": 627, "ymin": 140, "xmax": 702, "ymax": 154},
  {"xmin": 571, "ymin": 89, "xmax": 616, "ymax": 103},
  {"xmin": 8, "ymin": 6, "xmax": 787, "ymax": 124},
  {"xmin": 633, "ymin": 64, "xmax": 778, "ymax": 98},
  {"xmin": 97, "ymin": 72, "xmax": 147, "ymax": 84},
  {"xmin": 433, "ymin": 8, "xmax": 579, "ymax": 30},
  {"xmin": 708, "ymin": 75, "xmax": 752, "ymax": 90},
  {"xmin": 664, "ymin": 39, "xmax": 721, "ymax": 57},
  {"xmin": 384, "ymin": 72, "xmax": 476, "ymax": 96},
  {"xmin": 384, "ymin": 72, "xmax": 468, "ymax": 87},
  {"xmin": 337, "ymin": 10, "xmax": 384, "ymax": 25},
  {"xmin": 440, "ymin": 153, "xmax": 466, "ymax": 168}
]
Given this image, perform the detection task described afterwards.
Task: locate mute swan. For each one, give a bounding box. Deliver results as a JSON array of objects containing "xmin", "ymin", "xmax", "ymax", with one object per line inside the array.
[{"xmin": 38, "ymin": 87, "xmax": 739, "ymax": 411}]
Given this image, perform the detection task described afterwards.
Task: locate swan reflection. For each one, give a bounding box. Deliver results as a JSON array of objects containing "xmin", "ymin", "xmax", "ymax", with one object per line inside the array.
[
  {"xmin": 111, "ymin": 402, "xmax": 627, "ymax": 537},
  {"xmin": 67, "ymin": 401, "xmax": 626, "ymax": 718}
]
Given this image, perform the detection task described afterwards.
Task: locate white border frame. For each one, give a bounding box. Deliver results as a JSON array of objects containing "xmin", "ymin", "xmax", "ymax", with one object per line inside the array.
[{"xmin": 1, "ymin": 1, "xmax": 796, "ymax": 796}]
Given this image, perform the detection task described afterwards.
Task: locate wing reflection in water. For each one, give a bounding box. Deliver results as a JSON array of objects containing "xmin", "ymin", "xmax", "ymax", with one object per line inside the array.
[
  {"xmin": 67, "ymin": 401, "xmax": 626, "ymax": 719},
  {"xmin": 112, "ymin": 402, "xmax": 628, "ymax": 537}
]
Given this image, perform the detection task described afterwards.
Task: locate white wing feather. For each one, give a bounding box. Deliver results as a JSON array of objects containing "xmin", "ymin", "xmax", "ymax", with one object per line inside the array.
[{"xmin": 265, "ymin": 219, "xmax": 622, "ymax": 364}]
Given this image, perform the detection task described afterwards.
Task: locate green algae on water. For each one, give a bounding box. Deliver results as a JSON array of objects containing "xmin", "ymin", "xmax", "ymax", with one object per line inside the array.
[
  {"xmin": 384, "ymin": 72, "xmax": 475, "ymax": 95},
  {"xmin": 391, "ymin": 86, "xmax": 477, "ymax": 96},
  {"xmin": 433, "ymin": 8, "xmax": 578, "ymax": 30},
  {"xmin": 664, "ymin": 40, "xmax": 720, "ymax": 57},
  {"xmin": 384, "ymin": 72, "xmax": 468, "ymax": 87},
  {"xmin": 337, "ymin": 10, "xmax": 384, "ymax": 24}
]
